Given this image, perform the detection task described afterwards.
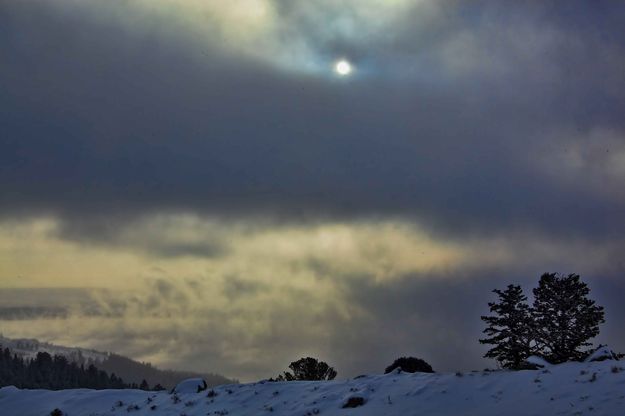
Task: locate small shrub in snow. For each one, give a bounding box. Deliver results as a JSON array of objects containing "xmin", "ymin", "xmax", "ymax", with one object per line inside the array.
[
  {"xmin": 611, "ymin": 366, "xmax": 622, "ymax": 373},
  {"xmin": 455, "ymin": 372, "xmax": 463, "ymax": 377},
  {"xmin": 50, "ymin": 409, "xmax": 64, "ymax": 416},
  {"xmin": 207, "ymin": 389, "xmax": 218, "ymax": 398},
  {"xmin": 126, "ymin": 404, "xmax": 140, "ymax": 411},
  {"xmin": 277, "ymin": 357, "xmax": 337, "ymax": 381},
  {"xmin": 384, "ymin": 357, "xmax": 434, "ymax": 374},
  {"xmin": 342, "ymin": 396, "xmax": 366, "ymax": 408},
  {"xmin": 589, "ymin": 372, "xmax": 597, "ymax": 382}
]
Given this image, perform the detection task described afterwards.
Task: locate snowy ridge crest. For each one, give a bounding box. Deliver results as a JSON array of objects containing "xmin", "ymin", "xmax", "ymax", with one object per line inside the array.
[
  {"xmin": 0, "ymin": 335, "xmax": 110, "ymax": 364},
  {"xmin": 1, "ymin": 358, "xmax": 625, "ymax": 416}
]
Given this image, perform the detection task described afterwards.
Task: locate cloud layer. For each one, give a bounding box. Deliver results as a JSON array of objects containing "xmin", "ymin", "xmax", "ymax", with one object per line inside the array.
[
  {"xmin": 1, "ymin": 0, "xmax": 624, "ymax": 380},
  {"xmin": 1, "ymin": 216, "xmax": 624, "ymax": 380}
]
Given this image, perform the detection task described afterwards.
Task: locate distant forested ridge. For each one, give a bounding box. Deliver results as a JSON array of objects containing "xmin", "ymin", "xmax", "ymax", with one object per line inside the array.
[
  {"xmin": 0, "ymin": 347, "xmax": 154, "ymax": 390},
  {"xmin": 0, "ymin": 336, "xmax": 236, "ymax": 389}
]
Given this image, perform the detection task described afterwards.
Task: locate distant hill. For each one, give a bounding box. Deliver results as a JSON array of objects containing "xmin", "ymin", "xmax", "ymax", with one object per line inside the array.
[
  {"xmin": 0, "ymin": 335, "xmax": 109, "ymax": 364},
  {"xmin": 0, "ymin": 335, "xmax": 236, "ymax": 389}
]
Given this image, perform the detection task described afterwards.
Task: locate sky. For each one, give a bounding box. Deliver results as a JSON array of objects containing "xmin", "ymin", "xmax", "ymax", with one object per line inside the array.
[{"xmin": 1, "ymin": 0, "xmax": 625, "ymax": 382}]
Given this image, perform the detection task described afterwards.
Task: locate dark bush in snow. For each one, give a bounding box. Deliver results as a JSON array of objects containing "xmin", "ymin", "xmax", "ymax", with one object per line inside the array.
[
  {"xmin": 384, "ymin": 357, "xmax": 434, "ymax": 374},
  {"xmin": 276, "ymin": 357, "xmax": 337, "ymax": 381},
  {"xmin": 342, "ymin": 396, "xmax": 366, "ymax": 408},
  {"xmin": 50, "ymin": 409, "xmax": 63, "ymax": 416}
]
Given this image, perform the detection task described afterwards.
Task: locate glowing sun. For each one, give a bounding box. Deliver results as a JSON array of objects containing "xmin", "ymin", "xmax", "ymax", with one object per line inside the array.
[{"xmin": 334, "ymin": 59, "xmax": 352, "ymax": 76}]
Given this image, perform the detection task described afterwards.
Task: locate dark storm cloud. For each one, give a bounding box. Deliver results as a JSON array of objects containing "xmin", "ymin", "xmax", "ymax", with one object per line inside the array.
[
  {"xmin": 0, "ymin": 288, "xmax": 119, "ymax": 319},
  {"xmin": 0, "ymin": 306, "xmax": 68, "ymax": 320},
  {"xmin": 326, "ymin": 271, "xmax": 510, "ymax": 374},
  {"xmin": 2, "ymin": 0, "xmax": 625, "ymax": 379},
  {"xmin": 49, "ymin": 215, "xmax": 230, "ymax": 259},
  {"xmin": 1, "ymin": 0, "xmax": 624, "ymax": 240}
]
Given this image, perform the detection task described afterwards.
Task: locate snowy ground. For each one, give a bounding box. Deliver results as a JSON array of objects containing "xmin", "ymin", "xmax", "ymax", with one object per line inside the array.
[{"xmin": 2, "ymin": 359, "xmax": 625, "ymax": 416}]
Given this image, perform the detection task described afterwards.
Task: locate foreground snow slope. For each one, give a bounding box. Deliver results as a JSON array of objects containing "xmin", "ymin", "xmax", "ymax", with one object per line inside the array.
[{"xmin": 2, "ymin": 360, "xmax": 625, "ymax": 416}]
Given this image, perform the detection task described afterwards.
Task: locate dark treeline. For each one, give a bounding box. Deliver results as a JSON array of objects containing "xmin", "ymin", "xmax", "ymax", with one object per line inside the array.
[{"xmin": 0, "ymin": 347, "xmax": 164, "ymax": 391}]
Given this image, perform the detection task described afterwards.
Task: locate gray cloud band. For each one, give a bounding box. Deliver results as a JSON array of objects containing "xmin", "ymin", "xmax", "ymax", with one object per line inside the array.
[{"xmin": 1, "ymin": 0, "xmax": 624, "ymax": 240}]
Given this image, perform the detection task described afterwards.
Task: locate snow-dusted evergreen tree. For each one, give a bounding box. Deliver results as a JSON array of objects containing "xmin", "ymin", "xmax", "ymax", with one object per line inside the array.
[
  {"xmin": 532, "ymin": 273, "xmax": 605, "ymax": 363},
  {"xmin": 480, "ymin": 284, "xmax": 534, "ymax": 369}
]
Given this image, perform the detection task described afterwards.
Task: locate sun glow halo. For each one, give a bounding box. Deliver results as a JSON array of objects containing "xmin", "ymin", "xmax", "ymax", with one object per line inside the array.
[{"xmin": 334, "ymin": 59, "xmax": 352, "ymax": 76}]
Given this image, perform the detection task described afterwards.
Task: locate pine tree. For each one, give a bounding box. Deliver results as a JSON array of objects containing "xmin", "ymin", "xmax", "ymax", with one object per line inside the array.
[
  {"xmin": 480, "ymin": 284, "xmax": 534, "ymax": 369},
  {"xmin": 532, "ymin": 273, "xmax": 605, "ymax": 363}
]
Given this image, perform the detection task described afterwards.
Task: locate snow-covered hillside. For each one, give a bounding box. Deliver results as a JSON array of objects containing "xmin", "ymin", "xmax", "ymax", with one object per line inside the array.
[
  {"xmin": 0, "ymin": 335, "xmax": 109, "ymax": 364},
  {"xmin": 2, "ymin": 359, "xmax": 625, "ymax": 416}
]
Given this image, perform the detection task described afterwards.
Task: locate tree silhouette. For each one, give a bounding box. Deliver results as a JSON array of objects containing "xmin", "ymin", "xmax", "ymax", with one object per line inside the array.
[
  {"xmin": 384, "ymin": 357, "xmax": 434, "ymax": 373},
  {"xmin": 277, "ymin": 357, "xmax": 337, "ymax": 381},
  {"xmin": 532, "ymin": 273, "xmax": 605, "ymax": 363},
  {"xmin": 480, "ymin": 284, "xmax": 534, "ymax": 369}
]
